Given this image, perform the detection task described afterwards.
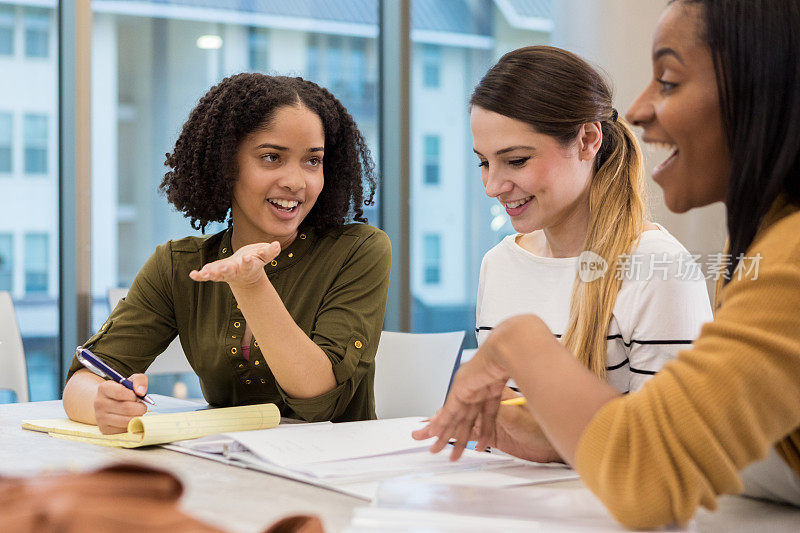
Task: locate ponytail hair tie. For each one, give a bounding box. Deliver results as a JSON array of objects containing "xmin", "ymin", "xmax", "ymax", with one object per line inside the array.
[{"xmin": 610, "ymin": 108, "xmax": 619, "ymax": 123}]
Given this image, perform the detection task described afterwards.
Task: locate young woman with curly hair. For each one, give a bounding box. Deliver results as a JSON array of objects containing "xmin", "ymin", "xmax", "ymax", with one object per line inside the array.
[{"xmin": 63, "ymin": 74, "xmax": 391, "ymax": 433}]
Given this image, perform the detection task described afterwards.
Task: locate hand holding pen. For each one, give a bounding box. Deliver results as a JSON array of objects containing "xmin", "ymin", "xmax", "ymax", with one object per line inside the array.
[{"xmin": 76, "ymin": 347, "xmax": 155, "ymax": 434}]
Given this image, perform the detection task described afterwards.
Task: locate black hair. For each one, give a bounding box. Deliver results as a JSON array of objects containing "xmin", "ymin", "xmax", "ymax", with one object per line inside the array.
[{"xmin": 675, "ymin": 0, "xmax": 800, "ymax": 279}]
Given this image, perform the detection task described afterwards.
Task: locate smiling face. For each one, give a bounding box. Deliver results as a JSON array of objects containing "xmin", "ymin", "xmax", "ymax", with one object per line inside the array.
[
  {"xmin": 231, "ymin": 103, "xmax": 325, "ymax": 249},
  {"xmin": 626, "ymin": 1, "xmax": 729, "ymax": 213},
  {"xmin": 470, "ymin": 106, "xmax": 598, "ymax": 236}
]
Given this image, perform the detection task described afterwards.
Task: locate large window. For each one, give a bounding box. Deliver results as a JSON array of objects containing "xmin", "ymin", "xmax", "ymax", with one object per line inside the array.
[
  {"xmin": 24, "ymin": 113, "xmax": 47, "ymax": 174},
  {"xmin": 0, "ymin": 112, "xmax": 11, "ymax": 173},
  {"xmin": 0, "ymin": 1, "xmax": 59, "ymax": 403}
]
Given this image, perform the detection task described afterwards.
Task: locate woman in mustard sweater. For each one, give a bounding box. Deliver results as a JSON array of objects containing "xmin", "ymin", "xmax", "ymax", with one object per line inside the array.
[{"xmin": 414, "ymin": 0, "xmax": 800, "ymax": 528}]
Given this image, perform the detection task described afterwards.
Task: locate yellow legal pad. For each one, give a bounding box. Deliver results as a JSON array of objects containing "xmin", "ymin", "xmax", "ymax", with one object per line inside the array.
[{"xmin": 21, "ymin": 403, "xmax": 280, "ymax": 448}]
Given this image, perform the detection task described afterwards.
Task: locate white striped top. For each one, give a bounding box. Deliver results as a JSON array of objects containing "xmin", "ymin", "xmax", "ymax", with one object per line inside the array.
[{"xmin": 476, "ymin": 225, "xmax": 714, "ymax": 393}]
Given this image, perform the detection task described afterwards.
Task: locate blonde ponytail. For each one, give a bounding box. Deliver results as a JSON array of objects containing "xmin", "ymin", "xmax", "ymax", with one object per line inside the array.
[{"xmin": 562, "ymin": 118, "xmax": 647, "ymax": 377}]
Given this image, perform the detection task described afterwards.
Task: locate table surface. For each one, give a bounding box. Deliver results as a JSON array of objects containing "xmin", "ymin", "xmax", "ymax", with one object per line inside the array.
[{"xmin": 2, "ymin": 401, "xmax": 799, "ymax": 532}]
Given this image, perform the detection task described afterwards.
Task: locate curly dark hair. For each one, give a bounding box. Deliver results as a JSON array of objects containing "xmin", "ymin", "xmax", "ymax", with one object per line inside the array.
[{"xmin": 160, "ymin": 73, "xmax": 376, "ymax": 232}]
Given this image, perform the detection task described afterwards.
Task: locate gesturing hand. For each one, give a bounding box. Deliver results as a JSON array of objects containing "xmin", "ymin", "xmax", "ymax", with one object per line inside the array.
[
  {"xmin": 189, "ymin": 242, "xmax": 281, "ymax": 289},
  {"xmin": 411, "ymin": 348, "xmax": 509, "ymax": 461}
]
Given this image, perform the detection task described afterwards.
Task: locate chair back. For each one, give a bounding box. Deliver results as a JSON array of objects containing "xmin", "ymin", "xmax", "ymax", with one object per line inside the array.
[
  {"xmin": 373, "ymin": 330, "xmax": 465, "ymax": 419},
  {"xmin": 0, "ymin": 291, "xmax": 29, "ymax": 402}
]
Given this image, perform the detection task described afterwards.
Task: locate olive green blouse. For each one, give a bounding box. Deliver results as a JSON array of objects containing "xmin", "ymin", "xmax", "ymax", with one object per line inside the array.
[{"xmin": 67, "ymin": 223, "xmax": 391, "ymax": 422}]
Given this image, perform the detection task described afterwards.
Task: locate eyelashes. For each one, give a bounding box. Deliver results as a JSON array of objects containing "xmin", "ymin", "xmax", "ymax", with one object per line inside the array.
[
  {"xmin": 656, "ymin": 79, "xmax": 678, "ymax": 93},
  {"xmin": 476, "ymin": 156, "xmax": 531, "ymax": 169}
]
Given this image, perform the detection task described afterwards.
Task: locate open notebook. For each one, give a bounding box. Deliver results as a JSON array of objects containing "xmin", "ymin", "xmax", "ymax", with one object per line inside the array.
[{"xmin": 21, "ymin": 403, "xmax": 280, "ymax": 448}]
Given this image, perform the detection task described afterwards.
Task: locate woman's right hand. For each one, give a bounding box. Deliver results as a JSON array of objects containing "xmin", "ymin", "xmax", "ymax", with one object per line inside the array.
[{"xmin": 93, "ymin": 373, "xmax": 149, "ymax": 434}]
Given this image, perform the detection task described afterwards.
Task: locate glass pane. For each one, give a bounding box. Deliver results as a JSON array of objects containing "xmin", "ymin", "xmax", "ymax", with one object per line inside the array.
[
  {"xmin": 423, "ymin": 233, "xmax": 441, "ymax": 284},
  {"xmin": 0, "ymin": 111, "xmax": 11, "ymax": 173},
  {"xmin": 410, "ymin": 0, "xmax": 551, "ymax": 342},
  {"xmin": 24, "ymin": 113, "xmax": 47, "ymax": 174},
  {"xmin": 90, "ymin": 1, "xmax": 379, "ymax": 397},
  {"xmin": 421, "ymin": 44, "xmax": 441, "ymax": 88},
  {"xmin": 423, "ymin": 134, "xmax": 439, "ymax": 184},
  {"xmin": 0, "ymin": 233, "xmax": 12, "ymax": 291},
  {"xmin": 0, "ymin": 1, "xmax": 59, "ymax": 402},
  {"xmin": 0, "ymin": 5, "xmax": 13, "ymax": 56},
  {"xmin": 23, "ymin": 7, "xmax": 49, "ymax": 58},
  {"xmin": 24, "ymin": 233, "xmax": 48, "ymax": 293},
  {"xmin": 248, "ymin": 27, "xmax": 269, "ymax": 72}
]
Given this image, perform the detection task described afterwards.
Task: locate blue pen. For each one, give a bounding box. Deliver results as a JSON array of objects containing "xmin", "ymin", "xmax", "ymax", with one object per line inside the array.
[{"xmin": 75, "ymin": 347, "xmax": 155, "ymax": 405}]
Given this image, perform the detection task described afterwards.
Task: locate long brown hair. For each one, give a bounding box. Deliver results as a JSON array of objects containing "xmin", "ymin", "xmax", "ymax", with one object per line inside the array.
[{"xmin": 471, "ymin": 46, "xmax": 647, "ymax": 377}]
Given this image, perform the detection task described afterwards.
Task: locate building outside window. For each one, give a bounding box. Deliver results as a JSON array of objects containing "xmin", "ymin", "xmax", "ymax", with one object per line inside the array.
[
  {"xmin": 0, "ymin": 233, "xmax": 12, "ymax": 291},
  {"xmin": 23, "ymin": 7, "xmax": 49, "ymax": 58},
  {"xmin": 422, "ymin": 44, "xmax": 441, "ymax": 88},
  {"xmin": 23, "ymin": 113, "xmax": 47, "ymax": 174},
  {"xmin": 24, "ymin": 233, "xmax": 48, "ymax": 294},
  {"xmin": 0, "ymin": 112, "xmax": 11, "ymax": 173},
  {"xmin": 0, "ymin": 5, "xmax": 13, "ymax": 56},
  {"xmin": 423, "ymin": 134, "xmax": 440, "ymax": 185},
  {"xmin": 423, "ymin": 233, "xmax": 441, "ymax": 284}
]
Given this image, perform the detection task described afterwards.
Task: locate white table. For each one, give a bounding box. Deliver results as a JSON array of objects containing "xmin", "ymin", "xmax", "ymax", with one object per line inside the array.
[{"xmin": 2, "ymin": 401, "xmax": 799, "ymax": 532}]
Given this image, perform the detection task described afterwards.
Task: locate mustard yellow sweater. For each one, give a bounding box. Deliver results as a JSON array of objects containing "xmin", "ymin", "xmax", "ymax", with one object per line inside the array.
[{"xmin": 575, "ymin": 198, "xmax": 800, "ymax": 529}]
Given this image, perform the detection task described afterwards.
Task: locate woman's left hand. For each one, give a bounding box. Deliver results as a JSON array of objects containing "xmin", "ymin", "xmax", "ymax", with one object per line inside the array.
[{"xmin": 189, "ymin": 242, "xmax": 281, "ymax": 289}]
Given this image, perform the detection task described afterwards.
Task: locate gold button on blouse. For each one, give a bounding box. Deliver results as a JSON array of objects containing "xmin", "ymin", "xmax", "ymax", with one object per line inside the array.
[
  {"xmin": 245, "ymin": 379, "xmax": 252, "ymax": 385},
  {"xmin": 354, "ymin": 340, "xmax": 363, "ymax": 349},
  {"xmin": 254, "ymin": 341, "xmax": 259, "ymax": 348},
  {"xmin": 235, "ymin": 304, "xmax": 240, "ymax": 309},
  {"xmin": 254, "ymin": 360, "xmax": 260, "ymax": 366},
  {"xmin": 260, "ymin": 378, "xmax": 266, "ymax": 384},
  {"xmin": 237, "ymin": 363, "xmax": 244, "ymax": 369},
  {"xmin": 234, "ymin": 321, "xmax": 241, "ymax": 328},
  {"xmin": 231, "ymin": 347, "xmax": 238, "ymax": 355},
  {"xmin": 288, "ymin": 253, "xmax": 293, "ymax": 258},
  {"xmin": 270, "ymin": 260, "xmax": 278, "ymax": 266},
  {"xmin": 299, "ymin": 233, "xmax": 306, "ymax": 239},
  {"xmin": 222, "ymin": 247, "xmax": 227, "ymax": 254}
]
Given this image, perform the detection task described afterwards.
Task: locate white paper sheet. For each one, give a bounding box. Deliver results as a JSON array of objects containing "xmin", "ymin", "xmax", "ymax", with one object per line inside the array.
[{"xmin": 225, "ymin": 416, "xmax": 432, "ymax": 468}]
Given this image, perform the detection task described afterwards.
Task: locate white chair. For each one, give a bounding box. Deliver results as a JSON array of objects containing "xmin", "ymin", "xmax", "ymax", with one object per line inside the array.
[
  {"xmin": 373, "ymin": 330, "xmax": 465, "ymax": 419},
  {"xmin": 0, "ymin": 291, "xmax": 29, "ymax": 402},
  {"xmin": 108, "ymin": 288, "xmax": 194, "ymax": 375}
]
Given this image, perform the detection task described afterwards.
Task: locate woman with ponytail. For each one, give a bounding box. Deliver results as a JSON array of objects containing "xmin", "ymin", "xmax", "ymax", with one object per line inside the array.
[
  {"xmin": 63, "ymin": 74, "xmax": 390, "ymax": 432},
  {"xmin": 465, "ymin": 46, "xmax": 711, "ymax": 461}
]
